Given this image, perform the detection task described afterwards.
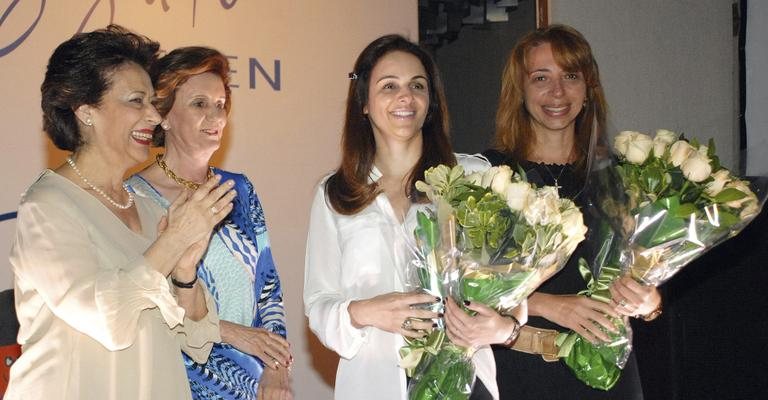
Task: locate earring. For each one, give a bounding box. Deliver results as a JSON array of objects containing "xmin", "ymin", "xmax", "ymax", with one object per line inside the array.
[
  {"xmin": 161, "ymin": 120, "xmax": 170, "ymax": 130},
  {"xmin": 85, "ymin": 118, "xmax": 92, "ymax": 126}
]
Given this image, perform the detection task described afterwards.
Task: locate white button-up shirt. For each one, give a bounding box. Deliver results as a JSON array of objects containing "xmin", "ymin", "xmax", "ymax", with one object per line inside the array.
[{"xmin": 304, "ymin": 154, "xmax": 498, "ymax": 400}]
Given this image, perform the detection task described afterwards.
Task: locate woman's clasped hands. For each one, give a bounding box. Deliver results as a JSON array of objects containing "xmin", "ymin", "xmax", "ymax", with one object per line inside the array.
[
  {"xmin": 444, "ymin": 298, "xmax": 527, "ymax": 350},
  {"xmin": 157, "ymin": 175, "xmax": 236, "ymax": 277}
]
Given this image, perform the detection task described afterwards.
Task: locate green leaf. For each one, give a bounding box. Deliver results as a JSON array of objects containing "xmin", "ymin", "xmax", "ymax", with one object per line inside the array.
[{"xmin": 713, "ymin": 188, "xmax": 747, "ymax": 203}]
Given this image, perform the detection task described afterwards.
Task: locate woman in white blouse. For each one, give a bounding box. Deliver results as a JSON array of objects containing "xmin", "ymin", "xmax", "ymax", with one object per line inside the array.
[
  {"xmin": 303, "ymin": 35, "xmax": 523, "ymax": 400},
  {"xmin": 7, "ymin": 25, "xmax": 232, "ymax": 399}
]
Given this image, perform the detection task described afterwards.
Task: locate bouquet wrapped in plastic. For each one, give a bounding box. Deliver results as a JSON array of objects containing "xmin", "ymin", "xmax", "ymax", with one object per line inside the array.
[
  {"xmin": 400, "ymin": 164, "xmax": 587, "ymax": 400},
  {"xmin": 558, "ymin": 129, "xmax": 768, "ymax": 390}
]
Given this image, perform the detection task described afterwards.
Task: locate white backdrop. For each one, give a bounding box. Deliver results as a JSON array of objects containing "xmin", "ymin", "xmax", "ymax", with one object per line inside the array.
[{"xmin": 0, "ymin": 1, "xmax": 417, "ymax": 398}]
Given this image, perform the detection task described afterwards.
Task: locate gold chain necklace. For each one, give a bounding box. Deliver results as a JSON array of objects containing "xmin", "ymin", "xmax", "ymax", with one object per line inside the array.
[{"xmin": 156, "ymin": 154, "xmax": 213, "ymax": 190}]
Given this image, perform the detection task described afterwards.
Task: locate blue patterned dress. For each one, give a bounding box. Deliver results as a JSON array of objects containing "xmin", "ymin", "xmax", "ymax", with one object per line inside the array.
[{"xmin": 126, "ymin": 169, "xmax": 287, "ymax": 400}]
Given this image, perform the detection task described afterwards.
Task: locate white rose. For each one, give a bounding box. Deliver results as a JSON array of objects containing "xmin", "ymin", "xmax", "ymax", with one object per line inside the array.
[
  {"xmin": 680, "ymin": 152, "xmax": 712, "ymax": 182},
  {"xmin": 668, "ymin": 140, "xmax": 696, "ymax": 167},
  {"xmin": 740, "ymin": 200, "xmax": 760, "ymax": 219},
  {"xmin": 653, "ymin": 129, "xmax": 678, "ymax": 158},
  {"xmin": 524, "ymin": 187, "xmax": 561, "ymax": 225},
  {"xmin": 615, "ymin": 131, "xmax": 653, "ymax": 164},
  {"xmin": 466, "ymin": 172, "xmax": 483, "ymax": 186},
  {"xmin": 613, "ymin": 131, "xmax": 634, "ymax": 156},
  {"xmin": 697, "ymin": 145, "xmax": 709, "ymax": 157},
  {"xmin": 560, "ymin": 204, "xmax": 587, "ymax": 242},
  {"xmin": 505, "ymin": 181, "xmax": 534, "ymax": 211},
  {"xmin": 491, "ymin": 165, "xmax": 514, "ymax": 196},
  {"xmin": 704, "ymin": 169, "xmax": 731, "ymax": 196},
  {"xmin": 480, "ymin": 166, "xmax": 499, "ymax": 188},
  {"xmin": 655, "ymin": 129, "xmax": 678, "ymax": 143},
  {"xmin": 725, "ymin": 180, "xmax": 757, "ymax": 209}
]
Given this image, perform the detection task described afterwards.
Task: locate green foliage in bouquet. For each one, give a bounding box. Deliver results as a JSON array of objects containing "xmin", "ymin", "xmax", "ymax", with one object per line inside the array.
[
  {"xmin": 558, "ymin": 128, "xmax": 764, "ymax": 392},
  {"xmin": 556, "ymin": 243, "xmax": 629, "ymax": 391},
  {"xmin": 404, "ymin": 164, "xmax": 587, "ymax": 400},
  {"xmin": 613, "ymin": 129, "xmax": 760, "ymax": 284},
  {"xmin": 407, "ymin": 344, "xmax": 475, "ymax": 400}
]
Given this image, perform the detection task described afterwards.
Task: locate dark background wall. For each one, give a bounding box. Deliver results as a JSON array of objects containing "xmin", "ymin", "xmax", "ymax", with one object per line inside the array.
[{"xmin": 428, "ymin": 0, "xmax": 536, "ymax": 154}]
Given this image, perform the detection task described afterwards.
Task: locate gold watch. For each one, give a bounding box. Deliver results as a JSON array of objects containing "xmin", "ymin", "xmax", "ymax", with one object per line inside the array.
[{"xmin": 638, "ymin": 300, "xmax": 663, "ymax": 322}]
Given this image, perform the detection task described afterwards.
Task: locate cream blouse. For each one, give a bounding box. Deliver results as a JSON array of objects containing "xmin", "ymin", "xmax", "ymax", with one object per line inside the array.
[{"xmin": 5, "ymin": 170, "xmax": 220, "ymax": 400}]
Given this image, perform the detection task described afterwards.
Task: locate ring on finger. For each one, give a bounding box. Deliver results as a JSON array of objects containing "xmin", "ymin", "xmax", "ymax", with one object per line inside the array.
[
  {"xmin": 618, "ymin": 299, "xmax": 627, "ymax": 307},
  {"xmin": 210, "ymin": 206, "xmax": 218, "ymax": 214},
  {"xmin": 401, "ymin": 318, "xmax": 413, "ymax": 330}
]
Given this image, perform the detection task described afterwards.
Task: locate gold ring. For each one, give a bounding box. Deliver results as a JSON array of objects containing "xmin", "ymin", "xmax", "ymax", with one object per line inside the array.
[
  {"xmin": 211, "ymin": 206, "xmax": 218, "ymax": 214},
  {"xmin": 401, "ymin": 318, "xmax": 413, "ymax": 330}
]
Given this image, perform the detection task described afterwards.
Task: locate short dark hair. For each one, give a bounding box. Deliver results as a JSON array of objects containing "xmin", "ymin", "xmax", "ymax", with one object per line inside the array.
[
  {"xmin": 150, "ymin": 46, "xmax": 231, "ymax": 146},
  {"xmin": 326, "ymin": 34, "xmax": 455, "ymax": 215},
  {"xmin": 41, "ymin": 24, "xmax": 160, "ymax": 151}
]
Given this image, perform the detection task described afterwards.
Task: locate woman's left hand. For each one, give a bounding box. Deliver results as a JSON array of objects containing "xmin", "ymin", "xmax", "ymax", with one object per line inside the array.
[
  {"xmin": 257, "ymin": 366, "xmax": 293, "ymax": 400},
  {"xmin": 609, "ymin": 275, "xmax": 661, "ymax": 317},
  {"xmin": 443, "ymin": 298, "xmax": 526, "ymax": 349},
  {"xmin": 221, "ymin": 321, "xmax": 292, "ymax": 370}
]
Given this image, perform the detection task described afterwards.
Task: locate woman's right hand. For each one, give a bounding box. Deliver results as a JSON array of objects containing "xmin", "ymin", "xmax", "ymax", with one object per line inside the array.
[
  {"xmin": 163, "ymin": 175, "xmax": 236, "ymax": 247},
  {"xmin": 146, "ymin": 175, "xmax": 236, "ymax": 278},
  {"xmin": 347, "ymin": 291, "xmax": 441, "ymax": 338},
  {"xmin": 531, "ymin": 293, "xmax": 620, "ymax": 344}
]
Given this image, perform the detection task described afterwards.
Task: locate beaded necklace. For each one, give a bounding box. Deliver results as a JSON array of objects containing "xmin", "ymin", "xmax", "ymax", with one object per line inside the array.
[{"xmin": 66, "ymin": 156, "xmax": 134, "ymax": 209}]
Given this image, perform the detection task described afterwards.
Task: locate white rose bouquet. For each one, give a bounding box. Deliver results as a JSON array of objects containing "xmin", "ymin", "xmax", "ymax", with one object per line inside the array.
[
  {"xmin": 613, "ymin": 129, "xmax": 761, "ymax": 284},
  {"xmin": 558, "ymin": 129, "xmax": 766, "ymax": 391},
  {"xmin": 401, "ymin": 164, "xmax": 587, "ymax": 400}
]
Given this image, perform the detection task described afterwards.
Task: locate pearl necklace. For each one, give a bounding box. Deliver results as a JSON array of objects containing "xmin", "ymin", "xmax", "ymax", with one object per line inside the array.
[
  {"xmin": 66, "ymin": 156, "xmax": 134, "ymax": 209},
  {"xmin": 156, "ymin": 154, "xmax": 213, "ymax": 190}
]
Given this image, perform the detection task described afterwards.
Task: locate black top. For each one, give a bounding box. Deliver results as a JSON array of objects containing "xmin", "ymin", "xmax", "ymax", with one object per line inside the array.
[{"xmin": 482, "ymin": 149, "xmax": 643, "ymax": 400}]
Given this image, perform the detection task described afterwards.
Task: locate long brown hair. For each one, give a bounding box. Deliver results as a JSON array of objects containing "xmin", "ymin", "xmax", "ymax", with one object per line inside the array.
[
  {"xmin": 326, "ymin": 35, "xmax": 455, "ymax": 215},
  {"xmin": 494, "ymin": 24, "xmax": 607, "ymax": 169}
]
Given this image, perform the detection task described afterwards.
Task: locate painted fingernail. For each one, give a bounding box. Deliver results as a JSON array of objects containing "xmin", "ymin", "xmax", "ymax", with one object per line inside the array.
[
  {"xmin": 463, "ymin": 300, "xmax": 471, "ymax": 306},
  {"xmin": 435, "ymin": 296, "xmax": 441, "ymax": 303},
  {"xmin": 442, "ymin": 298, "xmax": 446, "ymax": 304},
  {"xmin": 437, "ymin": 313, "xmax": 444, "ymax": 318},
  {"xmin": 432, "ymin": 323, "xmax": 438, "ymax": 328}
]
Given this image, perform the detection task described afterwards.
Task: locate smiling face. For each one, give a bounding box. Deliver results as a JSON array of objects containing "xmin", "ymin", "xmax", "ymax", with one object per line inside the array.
[
  {"xmin": 364, "ymin": 51, "xmax": 429, "ymax": 145},
  {"xmin": 83, "ymin": 62, "xmax": 161, "ymax": 167},
  {"xmin": 523, "ymin": 42, "xmax": 587, "ymax": 138},
  {"xmin": 163, "ymin": 72, "xmax": 228, "ymax": 156}
]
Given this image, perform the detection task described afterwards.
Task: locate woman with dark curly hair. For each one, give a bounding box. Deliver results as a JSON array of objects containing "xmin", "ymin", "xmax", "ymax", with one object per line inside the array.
[
  {"xmin": 6, "ymin": 25, "xmax": 231, "ymax": 399},
  {"xmin": 126, "ymin": 46, "xmax": 292, "ymax": 400}
]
